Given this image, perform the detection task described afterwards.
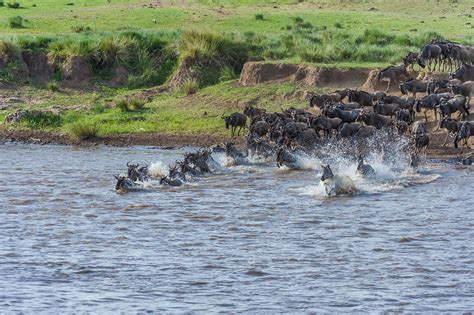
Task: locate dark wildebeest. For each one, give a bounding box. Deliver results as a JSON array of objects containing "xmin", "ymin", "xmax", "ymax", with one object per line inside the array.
[
  {"xmin": 450, "ymin": 64, "xmax": 474, "ymax": 82},
  {"xmin": 396, "ymin": 109, "xmax": 412, "ymax": 125},
  {"xmin": 223, "ymin": 112, "xmax": 247, "ymax": 136},
  {"xmin": 415, "ymin": 93, "xmax": 452, "ymax": 122},
  {"xmin": 250, "ymin": 120, "xmax": 270, "ymax": 138},
  {"xmin": 437, "ymin": 95, "xmax": 469, "ymax": 120},
  {"xmin": 276, "ymin": 147, "xmax": 299, "ymax": 169},
  {"xmin": 244, "ymin": 106, "xmax": 266, "ymax": 122},
  {"xmin": 399, "ymin": 79, "xmax": 428, "ymax": 98},
  {"xmin": 127, "ymin": 162, "xmax": 149, "ymax": 182},
  {"xmin": 348, "ymin": 90, "xmax": 373, "ymax": 107},
  {"xmin": 371, "ymin": 91, "xmax": 386, "ymax": 102},
  {"xmin": 454, "ymin": 121, "xmax": 474, "ymax": 153},
  {"xmin": 378, "ymin": 64, "xmax": 409, "ymax": 92},
  {"xmin": 439, "ymin": 117, "xmax": 461, "ymax": 146},
  {"xmin": 337, "ymin": 122, "xmax": 362, "ymax": 138},
  {"xmin": 373, "ymin": 102, "xmax": 400, "ymax": 118},
  {"xmin": 417, "ymin": 44, "xmax": 443, "ymax": 71},
  {"xmin": 308, "ymin": 93, "xmax": 342, "ymax": 108},
  {"xmin": 356, "ymin": 111, "xmax": 393, "ymax": 129},
  {"xmin": 114, "ymin": 174, "xmax": 140, "ymax": 193},
  {"xmin": 403, "ymin": 51, "xmax": 419, "ymax": 70},
  {"xmin": 449, "ymin": 81, "xmax": 473, "ymax": 105},
  {"xmin": 321, "ymin": 106, "xmax": 360, "ymax": 123},
  {"xmin": 357, "ymin": 155, "xmax": 375, "ymax": 176},
  {"xmin": 310, "ymin": 116, "xmax": 342, "ymax": 138},
  {"xmin": 412, "ymin": 121, "xmax": 429, "ymax": 154}
]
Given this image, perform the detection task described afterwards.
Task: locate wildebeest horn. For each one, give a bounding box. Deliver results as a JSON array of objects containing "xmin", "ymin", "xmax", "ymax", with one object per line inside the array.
[{"xmin": 127, "ymin": 162, "xmax": 131, "ymax": 167}]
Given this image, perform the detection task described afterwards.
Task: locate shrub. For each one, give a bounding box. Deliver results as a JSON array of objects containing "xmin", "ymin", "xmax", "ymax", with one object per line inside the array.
[
  {"xmin": 128, "ymin": 99, "xmax": 145, "ymax": 110},
  {"xmin": 293, "ymin": 17, "xmax": 303, "ymax": 23},
  {"xmin": 47, "ymin": 82, "xmax": 59, "ymax": 92},
  {"xmin": 181, "ymin": 78, "xmax": 199, "ymax": 95},
  {"xmin": 116, "ymin": 99, "xmax": 129, "ymax": 112},
  {"xmin": 6, "ymin": 1, "xmax": 20, "ymax": 8},
  {"xmin": 8, "ymin": 16, "xmax": 24, "ymax": 28},
  {"xmin": 22, "ymin": 111, "xmax": 62, "ymax": 129},
  {"xmin": 69, "ymin": 122, "xmax": 100, "ymax": 140},
  {"xmin": 71, "ymin": 25, "xmax": 91, "ymax": 33},
  {"xmin": 255, "ymin": 14, "xmax": 264, "ymax": 21},
  {"xmin": 0, "ymin": 1, "xmax": 4, "ymax": 6},
  {"xmin": 0, "ymin": 40, "xmax": 19, "ymax": 60},
  {"xmin": 334, "ymin": 22, "xmax": 343, "ymax": 29},
  {"xmin": 115, "ymin": 98, "xmax": 145, "ymax": 112}
]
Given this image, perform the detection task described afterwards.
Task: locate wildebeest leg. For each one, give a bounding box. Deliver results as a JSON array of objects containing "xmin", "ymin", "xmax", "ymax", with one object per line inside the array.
[
  {"xmin": 231, "ymin": 126, "xmax": 235, "ymax": 137},
  {"xmin": 434, "ymin": 108, "xmax": 438, "ymax": 122},
  {"xmin": 424, "ymin": 109, "xmax": 428, "ymax": 122},
  {"xmin": 442, "ymin": 132, "xmax": 449, "ymax": 146},
  {"xmin": 385, "ymin": 79, "xmax": 391, "ymax": 93}
]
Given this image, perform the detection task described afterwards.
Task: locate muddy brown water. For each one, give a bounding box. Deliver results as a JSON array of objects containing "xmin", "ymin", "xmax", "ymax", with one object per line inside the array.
[{"xmin": 0, "ymin": 143, "xmax": 473, "ymax": 312}]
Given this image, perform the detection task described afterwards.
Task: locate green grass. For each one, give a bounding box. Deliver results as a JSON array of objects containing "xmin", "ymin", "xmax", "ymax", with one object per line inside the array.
[{"xmin": 1, "ymin": 0, "xmax": 473, "ymax": 138}]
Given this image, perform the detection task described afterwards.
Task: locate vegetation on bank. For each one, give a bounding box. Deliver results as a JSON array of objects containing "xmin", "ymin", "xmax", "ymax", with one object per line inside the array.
[{"xmin": 1, "ymin": 0, "xmax": 473, "ymax": 138}]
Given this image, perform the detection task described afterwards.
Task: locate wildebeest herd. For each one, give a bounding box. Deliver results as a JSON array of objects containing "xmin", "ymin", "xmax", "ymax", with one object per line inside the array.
[{"xmin": 114, "ymin": 40, "xmax": 473, "ymax": 196}]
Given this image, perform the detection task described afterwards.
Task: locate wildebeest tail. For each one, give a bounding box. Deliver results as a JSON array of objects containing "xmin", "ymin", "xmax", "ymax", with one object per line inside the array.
[{"xmin": 454, "ymin": 132, "xmax": 460, "ymax": 148}]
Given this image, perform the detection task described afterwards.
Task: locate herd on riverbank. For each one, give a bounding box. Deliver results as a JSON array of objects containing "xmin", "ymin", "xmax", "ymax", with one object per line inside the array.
[{"xmin": 114, "ymin": 40, "xmax": 473, "ymax": 196}]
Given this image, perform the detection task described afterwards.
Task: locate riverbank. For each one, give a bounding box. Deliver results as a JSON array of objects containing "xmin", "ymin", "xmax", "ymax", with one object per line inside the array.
[{"xmin": 1, "ymin": 126, "xmax": 470, "ymax": 161}]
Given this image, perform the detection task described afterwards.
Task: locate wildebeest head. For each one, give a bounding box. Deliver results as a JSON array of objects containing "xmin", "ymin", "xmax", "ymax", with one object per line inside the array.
[
  {"xmin": 114, "ymin": 174, "xmax": 130, "ymax": 192},
  {"xmin": 320, "ymin": 164, "xmax": 334, "ymax": 181},
  {"xmin": 223, "ymin": 115, "xmax": 231, "ymax": 129},
  {"xmin": 399, "ymin": 82, "xmax": 408, "ymax": 95}
]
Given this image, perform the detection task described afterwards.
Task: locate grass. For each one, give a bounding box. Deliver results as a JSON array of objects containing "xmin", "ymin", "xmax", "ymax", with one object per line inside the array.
[
  {"xmin": 0, "ymin": 0, "xmax": 473, "ymax": 138},
  {"xmin": 6, "ymin": 1, "xmax": 20, "ymax": 9},
  {"xmin": 69, "ymin": 121, "xmax": 100, "ymax": 140},
  {"xmin": 8, "ymin": 16, "xmax": 24, "ymax": 28}
]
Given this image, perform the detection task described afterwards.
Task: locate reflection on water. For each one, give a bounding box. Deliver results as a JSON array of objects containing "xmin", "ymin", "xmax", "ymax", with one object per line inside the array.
[{"xmin": 0, "ymin": 144, "xmax": 473, "ymax": 312}]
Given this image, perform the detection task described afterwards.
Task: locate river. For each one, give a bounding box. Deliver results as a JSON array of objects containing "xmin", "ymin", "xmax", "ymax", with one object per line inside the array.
[{"xmin": 0, "ymin": 143, "xmax": 473, "ymax": 312}]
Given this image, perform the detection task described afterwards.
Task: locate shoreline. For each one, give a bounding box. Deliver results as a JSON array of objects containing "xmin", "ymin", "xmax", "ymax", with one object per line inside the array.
[{"xmin": 0, "ymin": 128, "xmax": 470, "ymax": 161}]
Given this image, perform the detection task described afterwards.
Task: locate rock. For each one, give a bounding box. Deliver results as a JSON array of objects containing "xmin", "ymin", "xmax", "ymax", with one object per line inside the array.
[
  {"xmin": 21, "ymin": 51, "xmax": 55, "ymax": 82},
  {"xmin": 109, "ymin": 66, "xmax": 129, "ymax": 87},
  {"xmin": 62, "ymin": 56, "xmax": 92, "ymax": 87}
]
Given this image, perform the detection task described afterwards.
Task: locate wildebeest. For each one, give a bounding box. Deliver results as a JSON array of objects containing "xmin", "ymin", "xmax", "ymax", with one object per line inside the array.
[
  {"xmin": 415, "ymin": 93, "xmax": 452, "ymax": 121},
  {"xmin": 310, "ymin": 116, "xmax": 342, "ymax": 138},
  {"xmin": 223, "ymin": 112, "xmax": 247, "ymax": 136},
  {"xmin": 250, "ymin": 120, "xmax": 270, "ymax": 138},
  {"xmin": 454, "ymin": 121, "xmax": 473, "ymax": 153},
  {"xmin": 348, "ymin": 90, "xmax": 373, "ymax": 107},
  {"xmin": 276, "ymin": 147, "xmax": 300, "ymax": 169},
  {"xmin": 417, "ymin": 44, "xmax": 443, "ymax": 71},
  {"xmin": 373, "ymin": 102, "xmax": 400, "ymax": 118},
  {"xmin": 243, "ymin": 106, "xmax": 266, "ymax": 121},
  {"xmin": 127, "ymin": 162, "xmax": 149, "ymax": 182},
  {"xmin": 321, "ymin": 106, "xmax": 360, "ymax": 123},
  {"xmin": 356, "ymin": 111, "xmax": 393, "ymax": 129},
  {"xmin": 450, "ymin": 64, "xmax": 474, "ymax": 82},
  {"xmin": 399, "ymin": 79, "xmax": 428, "ymax": 98},
  {"xmin": 159, "ymin": 175, "xmax": 183, "ymax": 187},
  {"xmin": 403, "ymin": 51, "xmax": 419, "ymax": 70},
  {"xmin": 308, "ymin": 93, "xmax": 342, "ymax": 108},
  {"xmin": 437, "ymin": 95, "xmax": 469, "ymax": 120},
  {"xmin": 337, "ymin": 122, "xmax": 362, "ymax": 138},
  {"xmin": 439, "ymin": 117, "xmax": 461, "ymax": 146},
  {"xmin": 320, "ymin": 164, "xmax": 356, "ymax": 197},
  {"xmin": 378, "ymin": 64, "xmax": 409, "ymax": 92},
  {"xmin": 412, "ymin": 121, "xmax": 429, "ymax": 154},
  {"xmin": 357, "ymin": 155, "xmax": 375, "ymax": 176},
  {"xmin": 449, "ymin": 81, "xmax": 473, "ymax": 105},
  {"xmin": 114, "ymin": 174, "xmax": 141, "ymax": 193}
]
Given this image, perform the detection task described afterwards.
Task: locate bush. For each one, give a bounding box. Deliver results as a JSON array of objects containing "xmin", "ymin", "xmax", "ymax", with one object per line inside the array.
[
  {"xmin": 0, "ymin": 40, "xmax": 19, "ymax": 60},
  {"xmin": 181, "ymin": 78, "xmax": 199, "ymax": 95},
  {"xmin": 71, "ymin": 25, "xmax": 91, "ymax": 33},
  {"xmin": 6, "ymin": 1, "xmax": 20, "ymax": 8},
  {"xmin": 22, "ymin": 111, "xmax": 62, "ymax": 129},
  {"xmin": 69, "ymin": 122, "xmax": 100, "ymax": 140},
  {"xmin": 255, "ymin": 14, "xmax": 264, "ymax": 21},
  {"xmin": 116, "ymin": 98, "xmax": 145, "ymax": 112},
  {"xmin": 47, "ymin": 82, "xmax": 59, "ymax": 92},
  {"xmin": 128, "ymin": 99, "xmax": 145, "ymax": 110},
  {"xmin": 0, "ymin": 1, "xmax": 4, "ymax": 6},
  {"xmin": 8, "ymin": 16, "xmax": 24, "ymax": 28}
]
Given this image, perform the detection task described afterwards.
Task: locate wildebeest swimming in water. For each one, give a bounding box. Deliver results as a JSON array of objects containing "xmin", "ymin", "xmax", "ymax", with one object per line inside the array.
[
  {"xmin": 320, "ymin": 165, "xmax": 356, "ymax": 197},
  {"xmin": 356, "ymin": 155, "xmax": 375, "ymax": 177}
]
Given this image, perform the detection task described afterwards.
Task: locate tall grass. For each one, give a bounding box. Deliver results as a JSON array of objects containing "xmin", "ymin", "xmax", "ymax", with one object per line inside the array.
[{"xmin": 69, "ymin": 122, "xmax": 100, "ymax": 140}]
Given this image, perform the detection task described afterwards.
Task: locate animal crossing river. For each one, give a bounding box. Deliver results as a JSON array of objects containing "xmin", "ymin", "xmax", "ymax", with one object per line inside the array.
[{"xmin": 1, "ymin": 144, "xmax": 473, "ymax": 312}]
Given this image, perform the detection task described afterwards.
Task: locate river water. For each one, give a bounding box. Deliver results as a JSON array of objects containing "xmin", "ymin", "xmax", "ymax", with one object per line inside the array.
[{"xmin": 0, "ymin": 143, "xmax": 473, "ymax": 312}]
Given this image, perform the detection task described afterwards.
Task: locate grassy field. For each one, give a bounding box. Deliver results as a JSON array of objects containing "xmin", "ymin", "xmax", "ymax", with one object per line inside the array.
[{"xmin": 0, "ymin": 0, "xmax": 473, "ymax": 139}]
